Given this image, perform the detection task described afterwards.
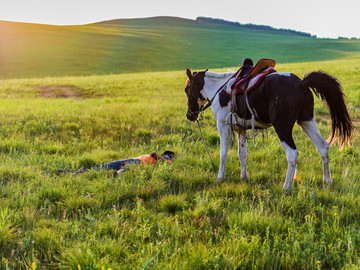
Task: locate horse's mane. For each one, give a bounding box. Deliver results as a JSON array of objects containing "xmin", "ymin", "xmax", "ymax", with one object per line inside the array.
[{"xmin": 205, "ymin": 71, "xmax": 234, "ymax": 79}]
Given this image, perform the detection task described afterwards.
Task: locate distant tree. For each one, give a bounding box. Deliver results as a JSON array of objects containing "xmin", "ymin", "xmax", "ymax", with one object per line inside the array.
[{"xmin": 196, "ymin": 17, "xmax": 313, "ymax": 38}]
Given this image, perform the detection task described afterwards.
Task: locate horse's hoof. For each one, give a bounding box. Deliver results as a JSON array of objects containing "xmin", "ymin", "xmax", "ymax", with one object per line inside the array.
[
  {"xmin": 215, "ymin": 179, "xmax": 222, "ymax": 185},
  {"xmin": 323, "ymin": 180, "xmax": 333, "ymax": 189},
  {"xmin": 282, "ymin": 186, "xmax": 292, "ymax": 195}
]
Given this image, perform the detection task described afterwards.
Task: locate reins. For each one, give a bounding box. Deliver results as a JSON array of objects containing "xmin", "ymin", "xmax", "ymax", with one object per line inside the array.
[{"xmin": 196, "ymin": 118, "xmax": 217, "ymax": 171}]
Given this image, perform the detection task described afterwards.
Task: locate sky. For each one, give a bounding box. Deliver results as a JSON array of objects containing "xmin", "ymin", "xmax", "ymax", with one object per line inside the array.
[{"xmin": 2, "ymin": 0, "xmax": 360, "ymax": 39}]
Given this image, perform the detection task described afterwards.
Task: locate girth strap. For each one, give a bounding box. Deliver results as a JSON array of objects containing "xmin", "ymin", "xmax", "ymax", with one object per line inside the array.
[{"xmin": 229, "ymin": 80, "xmax": 257, "ymax": 145}]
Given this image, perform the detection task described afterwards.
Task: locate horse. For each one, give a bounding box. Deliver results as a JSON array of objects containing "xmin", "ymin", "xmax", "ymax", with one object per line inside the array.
[{"xmin": 184, "ymin": 67, "xmax": 353, "ymax": 191}]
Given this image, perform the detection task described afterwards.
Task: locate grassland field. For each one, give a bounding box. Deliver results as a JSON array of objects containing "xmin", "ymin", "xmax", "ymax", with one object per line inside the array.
[{"xmin": 0, "ymin": 56, "xmax": 360, "ymax": 269}]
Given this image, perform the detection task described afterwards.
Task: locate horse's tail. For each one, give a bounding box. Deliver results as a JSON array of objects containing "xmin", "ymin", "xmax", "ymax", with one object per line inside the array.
[{"xmin": 303, "ymin": 71, "xmax": 353, "ymax": 147}]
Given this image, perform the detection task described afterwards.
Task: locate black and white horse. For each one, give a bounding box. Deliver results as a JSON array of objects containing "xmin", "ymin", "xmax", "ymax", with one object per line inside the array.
[{"xmin": 185, "ymin": 68, "xmax": 353, "ymax": 191}]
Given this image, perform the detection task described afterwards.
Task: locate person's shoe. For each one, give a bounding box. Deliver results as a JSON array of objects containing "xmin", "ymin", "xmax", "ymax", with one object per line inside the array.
[
  {"xmin": 72, "ymin": 167, "xmax": 88, "ymax": 176},
  {"xmin": 117, "ymin": 168, "xmax": 126, "ymax": 173},
  {"xmin": 58, "ymin": 169, "xmax": 69, "ymax": 175}
]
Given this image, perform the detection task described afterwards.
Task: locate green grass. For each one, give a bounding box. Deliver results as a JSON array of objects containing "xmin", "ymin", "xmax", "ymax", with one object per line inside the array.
[
  {"xmin": 1, "ymin": 17, "xmax": 360, "ymax": 79},
  {"xmin": 0, "ymin": 58, "xmax": 360, "ymax": 268}
]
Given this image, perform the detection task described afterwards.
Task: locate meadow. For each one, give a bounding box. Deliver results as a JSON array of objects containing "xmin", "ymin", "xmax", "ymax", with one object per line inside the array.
[{"xmin": 0, "ymin": 57, "xmax": 359, "ymax": 269}]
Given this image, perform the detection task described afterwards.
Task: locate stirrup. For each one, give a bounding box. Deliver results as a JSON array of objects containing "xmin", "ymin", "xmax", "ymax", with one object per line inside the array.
[{"xmin": 226, "ymin": 112, "xmax": 238, "ymax": 126}]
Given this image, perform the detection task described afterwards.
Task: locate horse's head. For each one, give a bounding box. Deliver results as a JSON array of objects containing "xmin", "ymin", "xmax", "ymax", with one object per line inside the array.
[{"xmin": 184, "ymin": 68, "xmax": 208, "ymax": 121}]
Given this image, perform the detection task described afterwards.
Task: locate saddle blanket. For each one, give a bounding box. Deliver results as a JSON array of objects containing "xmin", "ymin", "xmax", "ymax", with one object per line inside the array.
[{"xmin": 226, "ymin": 67, "xmax": 276, "ymax": 96}]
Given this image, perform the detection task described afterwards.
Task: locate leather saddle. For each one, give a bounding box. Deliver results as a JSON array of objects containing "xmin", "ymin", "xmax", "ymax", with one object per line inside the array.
[{"xmin": 231, "ymin": 58, "xmax": 276, "ymax": 94}]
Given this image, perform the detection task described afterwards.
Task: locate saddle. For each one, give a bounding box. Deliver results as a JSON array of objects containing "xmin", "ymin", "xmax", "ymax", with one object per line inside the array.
[
  {"xmin": 228, "ymin": 58, "xmax": 276, "ymax": 95},
  {"xmin": 226, "ymin": 58, "xmax": 276, "ymax": 143}
]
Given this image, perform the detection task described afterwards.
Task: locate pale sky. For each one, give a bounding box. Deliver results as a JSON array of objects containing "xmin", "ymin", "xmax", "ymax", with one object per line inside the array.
[{"xmin": 2, "ymin": 0, "xmax": 360, "ymax": 38}]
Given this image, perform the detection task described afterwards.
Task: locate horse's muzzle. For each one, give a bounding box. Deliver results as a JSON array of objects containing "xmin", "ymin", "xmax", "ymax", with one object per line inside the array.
[{"xmin": 186, "ymin": 110, "xmax": 198, "ymax": 121}]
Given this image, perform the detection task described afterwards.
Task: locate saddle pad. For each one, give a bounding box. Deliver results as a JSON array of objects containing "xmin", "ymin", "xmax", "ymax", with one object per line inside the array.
[{"xmin": 227, "ymin": 67, "xmax": 276, "ymax": 95}]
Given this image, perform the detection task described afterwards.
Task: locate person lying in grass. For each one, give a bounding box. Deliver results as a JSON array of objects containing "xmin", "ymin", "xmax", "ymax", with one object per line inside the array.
[{"xmin": 59, "ymin": 150, "xmax": 175, "ymax": 176}]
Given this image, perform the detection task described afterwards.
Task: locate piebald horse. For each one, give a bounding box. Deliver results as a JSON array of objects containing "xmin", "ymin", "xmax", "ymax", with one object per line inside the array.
[{"xmin": 185, "ymin": 68, "xmax": 353, "ymax": 191}]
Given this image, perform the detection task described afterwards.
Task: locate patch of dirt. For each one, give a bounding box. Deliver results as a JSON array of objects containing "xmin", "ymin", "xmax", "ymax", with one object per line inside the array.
[{"xmin": 34, "ymin": 85, "xmax": 83, "ymax": 99}]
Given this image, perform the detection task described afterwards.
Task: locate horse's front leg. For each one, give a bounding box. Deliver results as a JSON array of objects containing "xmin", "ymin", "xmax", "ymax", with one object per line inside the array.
[
  {"xmin": 237, "ymin": 131, "xmax": 248, "ymax": 179},
  {"xmin": 217, "ymin": 121, "xmax": 230, "ymax": 179}
]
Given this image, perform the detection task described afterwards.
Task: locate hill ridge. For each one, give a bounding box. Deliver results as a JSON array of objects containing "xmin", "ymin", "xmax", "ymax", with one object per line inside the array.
[{"xmin": 1, "ymin": 16, "xmax": 360, "ymax": 79}]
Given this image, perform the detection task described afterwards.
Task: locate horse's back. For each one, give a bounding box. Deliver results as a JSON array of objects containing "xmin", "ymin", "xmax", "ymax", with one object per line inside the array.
[
  {"xmin": 264, "ymin": 72, "xmax": 314, "ymax": 123},
  {"xmin": 265, "ymin": 72, "xmax": 302, "ymax": 90}
]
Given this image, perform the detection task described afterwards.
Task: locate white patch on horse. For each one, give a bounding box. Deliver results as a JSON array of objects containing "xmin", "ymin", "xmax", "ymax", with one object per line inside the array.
[
  {"xmin": 280, "ymin": 141, "xmax": 299, "ymax": 191},
  {"xmin": 299, "ymin": 118, "xmax": 332, "ymax": 186}
]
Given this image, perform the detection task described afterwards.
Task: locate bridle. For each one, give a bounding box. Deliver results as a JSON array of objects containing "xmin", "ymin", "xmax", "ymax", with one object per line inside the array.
[
  {"xmin": 186, "ymin": 85, "xmax": 209, "ymax": 119},
  {"xmin": 186, "ymin": 70, "xmax": 238, "ymax": 120}
]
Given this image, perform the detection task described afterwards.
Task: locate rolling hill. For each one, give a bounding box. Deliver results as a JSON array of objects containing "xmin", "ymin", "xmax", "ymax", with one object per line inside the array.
[{"xmin": 1, "ymin": 16, "xmax": 360, "ymax": 79}]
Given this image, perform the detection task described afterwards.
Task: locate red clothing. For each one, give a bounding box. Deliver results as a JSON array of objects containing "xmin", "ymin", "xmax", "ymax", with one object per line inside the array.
[
  {"xmin": 136, "ymin": 155, "xmax": 172, "ymax": 165},
  {"xmin": 136, "ymin": 155, "xmax": 157, "ymax": 165}
]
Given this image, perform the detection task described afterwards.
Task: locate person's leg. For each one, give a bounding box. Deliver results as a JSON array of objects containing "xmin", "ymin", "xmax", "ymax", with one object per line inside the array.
[
  {"xmin": 58, "ymin": 167, "xmax": 88, "ymax": 175},
  {"xmin": 72, "ymin": 167, "xmax": 88, "ymax": 175},
  {"xmin": 58, "ymin": 169, "xmax": 69, "ymax": 175},
  {"xmin": 100, "ymin": 158, "xmax": 141, "ymax": 171},
  {"xmin": 63, "ymin": 158, "xmax": 141, "ymax": 176}
]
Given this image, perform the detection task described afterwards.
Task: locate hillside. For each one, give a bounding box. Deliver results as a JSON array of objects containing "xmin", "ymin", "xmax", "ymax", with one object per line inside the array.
[{"xmin": 1, "ymin": 16, "xmax": 360, "ymax": 78}]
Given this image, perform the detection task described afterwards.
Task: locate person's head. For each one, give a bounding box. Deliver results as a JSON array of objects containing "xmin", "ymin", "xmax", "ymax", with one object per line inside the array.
[{"xmin": 162, "ymin": 150, "xmax": 175, "ymax": 160}]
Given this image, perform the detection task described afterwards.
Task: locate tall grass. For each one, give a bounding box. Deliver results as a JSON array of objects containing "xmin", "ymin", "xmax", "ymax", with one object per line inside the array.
[{"xmin": 0, "ymin": 59, "xmax": 359, "ymax": 268}]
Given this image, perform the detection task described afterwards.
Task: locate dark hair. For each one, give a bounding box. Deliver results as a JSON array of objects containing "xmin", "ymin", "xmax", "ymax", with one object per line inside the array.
[{"xmin": 162, "ymin": 150, "xmax": 175, "ymax": 160}]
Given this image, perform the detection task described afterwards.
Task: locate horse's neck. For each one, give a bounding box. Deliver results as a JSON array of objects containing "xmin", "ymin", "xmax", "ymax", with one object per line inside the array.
[{"xmin": 203, "ymin": 72, "xmax": 233, "ymax": 100}]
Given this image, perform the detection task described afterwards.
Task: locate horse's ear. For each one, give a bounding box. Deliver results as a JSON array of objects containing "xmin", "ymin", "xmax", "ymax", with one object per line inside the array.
[
  {"xmin": 205, "ymin": 68, "xmax": 209, "ymax": 72},
  {"xmin": 186, "ymin": 68, "xmax": 192, "ymax": 80}
]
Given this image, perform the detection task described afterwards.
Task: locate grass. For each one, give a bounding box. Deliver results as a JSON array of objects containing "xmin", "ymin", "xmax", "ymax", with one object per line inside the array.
[
  {"xmin": 0, "ymin": 58, "xmax": 360, "ymax": 268},
  {"xmin": 2, "ymin": 17, "xmax": 360, "ymax": 79}
]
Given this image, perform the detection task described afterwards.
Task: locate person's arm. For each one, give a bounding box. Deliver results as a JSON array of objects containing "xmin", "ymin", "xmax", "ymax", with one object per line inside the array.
[{"xmin": 150, "ymin": 152, "xmax": 167, "ymax": 162}]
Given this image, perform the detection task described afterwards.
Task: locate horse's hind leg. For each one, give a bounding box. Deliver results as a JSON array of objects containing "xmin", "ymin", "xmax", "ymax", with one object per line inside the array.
[
  {"xmin": 237, "ymin": 131, "xmax": 247, "ymax": 179},
  {"xmin": 280, "ymin": 141, "xmax": 299, "ymax": 191},
  {"xmin": 299, "ymin": 118, "xmax": 332, "ymax": 186},
  {"xmin": 273, "ymin": 124, "xmax": 299, "ymax": 191}
]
